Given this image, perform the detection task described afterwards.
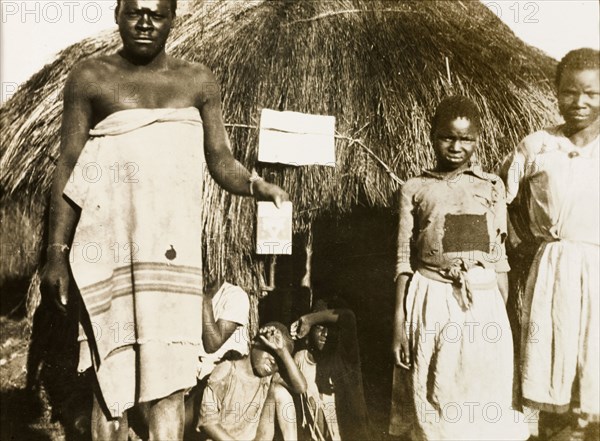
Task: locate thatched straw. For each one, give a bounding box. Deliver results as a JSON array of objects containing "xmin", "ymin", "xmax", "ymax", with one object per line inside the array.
[{"xmin": 1, "ymin": 1, "xmax": 560, "ymax": 305}]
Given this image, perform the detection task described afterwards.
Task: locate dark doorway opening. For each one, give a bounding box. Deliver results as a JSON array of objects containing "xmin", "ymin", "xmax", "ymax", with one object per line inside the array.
[
  {"xmin": 311, "ymin": 207, "xmax": 397, "ymax": 436},
  {"xmin": 257, "ymin": 206, "xmax": 398, "ymax": 437}
]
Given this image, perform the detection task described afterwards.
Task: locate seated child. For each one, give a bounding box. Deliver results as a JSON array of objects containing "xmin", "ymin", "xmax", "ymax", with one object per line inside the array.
[
  {"xmin": 197, "ymin": 323, "xmax": 307, "ymax": 441},
  {"xmin": 198, "ymin": 276, "xmax": 251, "ymax": 378},
  {"xmin": 184, "ymin": 276, "xmax": 250, "ymax": 439},
  {"xmin": 290, "ymin": 299, "xmax": 370, "ymax": 441}
]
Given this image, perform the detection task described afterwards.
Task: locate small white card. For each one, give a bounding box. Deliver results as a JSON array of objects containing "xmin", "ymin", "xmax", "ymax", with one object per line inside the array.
[
  {"xmin": 258, "ymin": 109, "xmax": 336, "ymax": 167},
  {"xmin": 256, "ymin": 201, "xmax": 293, "ymax": 255}
]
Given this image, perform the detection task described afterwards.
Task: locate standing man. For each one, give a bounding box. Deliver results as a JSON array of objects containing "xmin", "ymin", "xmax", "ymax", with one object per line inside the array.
[{"xmin": 40, "ymin": 1, "xmax": 288, "ymax": 440}]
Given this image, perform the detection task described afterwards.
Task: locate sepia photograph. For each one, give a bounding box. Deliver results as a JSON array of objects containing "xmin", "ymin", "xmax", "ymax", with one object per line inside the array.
[{"xmin": 1, "ymin": 1, "xmax": 598, "ymax": 440}]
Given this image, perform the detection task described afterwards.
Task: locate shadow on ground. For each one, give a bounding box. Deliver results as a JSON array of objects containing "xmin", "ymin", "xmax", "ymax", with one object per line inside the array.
[{"xmin": 0, "ymin": 387, "xmax": 59, "ymax": 441}]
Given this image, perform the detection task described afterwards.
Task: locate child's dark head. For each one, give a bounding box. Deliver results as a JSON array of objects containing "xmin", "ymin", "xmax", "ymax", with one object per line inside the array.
[
  {"xmin": 430, "ymin": 96, "xmax": 481, "ymax": 171},
  {"xmin": 308, "ymin": 298, "xmax": 347, "ymax": 354},
  {"xmin": 309, "ymin": 321, "xmax": 330, "ymax": 353},
  {"xmin": 251, "ymin": 322, "xmax": 294, "ymax": 377},
  {"xmin": 555, "ymin": 48, "xmax": 599, "ymax": 133}
]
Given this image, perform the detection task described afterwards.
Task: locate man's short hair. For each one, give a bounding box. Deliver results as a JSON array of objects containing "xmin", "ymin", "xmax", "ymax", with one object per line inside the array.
[
  {"xmin": 556, "ymin": 48, "xmax": 600, "ymax": 87},
  {"xmin": 430, "ymin": 95, "xmax": 482, "ymax": 137},
  {"xmin": 116, "ymin": 0, "xmax": 177, "ymax": 16}
]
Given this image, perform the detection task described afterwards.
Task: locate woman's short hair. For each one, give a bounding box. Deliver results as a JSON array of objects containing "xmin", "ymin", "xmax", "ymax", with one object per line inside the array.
[{"xmin": 556, "ymin": 48, "xmax": 600, "ymax": 87}]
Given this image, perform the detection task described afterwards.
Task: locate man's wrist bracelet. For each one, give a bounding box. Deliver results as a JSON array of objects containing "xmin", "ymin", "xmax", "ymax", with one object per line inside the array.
[
  {"xmin": 47, "ymin": 243, "xmax": 70, "ymax": 253},
  {"xmin": 248, "ymin": 171, "xmax": 264, "ymax": 197}
]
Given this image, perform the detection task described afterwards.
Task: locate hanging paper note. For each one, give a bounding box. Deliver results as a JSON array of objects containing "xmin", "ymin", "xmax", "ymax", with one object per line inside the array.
[
  {"xmin": 258, "ymin": 109, "xmax": 336, "ymax": 166},
  {"xmin": 256, "ymin": 201, "xmax": 293, "ymax": 255}
]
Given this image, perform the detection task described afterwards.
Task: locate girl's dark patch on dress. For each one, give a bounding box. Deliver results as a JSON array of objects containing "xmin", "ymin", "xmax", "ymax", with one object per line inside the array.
[{"xmin": 442, "ymin": 213, "xmax": 488, "ymax": 252}]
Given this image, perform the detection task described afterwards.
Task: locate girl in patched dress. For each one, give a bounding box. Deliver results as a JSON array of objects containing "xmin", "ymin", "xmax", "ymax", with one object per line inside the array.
[{"xmin": 391, "ymin": 96, "xmax": 528, "ymax": 441}]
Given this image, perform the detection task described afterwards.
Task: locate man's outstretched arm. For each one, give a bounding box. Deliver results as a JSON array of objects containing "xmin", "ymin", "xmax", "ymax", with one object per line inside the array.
[{"xmin": 198, "ymin": 67, "xmax": 288, "ymax": 207}]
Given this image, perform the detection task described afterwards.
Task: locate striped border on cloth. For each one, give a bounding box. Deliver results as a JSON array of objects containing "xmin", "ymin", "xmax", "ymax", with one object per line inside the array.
[{"xmin": 81, "ymin": 262, "xmax": 203, "ymax": 317}]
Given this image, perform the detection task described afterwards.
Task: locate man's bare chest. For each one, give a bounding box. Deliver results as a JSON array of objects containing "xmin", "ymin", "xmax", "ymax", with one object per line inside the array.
[{"xmin": 91, "ymin": 72, "xmax": 197, "ymax": 120}]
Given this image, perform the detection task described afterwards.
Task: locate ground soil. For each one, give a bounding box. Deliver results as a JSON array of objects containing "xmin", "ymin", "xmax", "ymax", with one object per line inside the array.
[{"xmin": 0, "ymin": 316, "xmax": 65, "ymax": 440}]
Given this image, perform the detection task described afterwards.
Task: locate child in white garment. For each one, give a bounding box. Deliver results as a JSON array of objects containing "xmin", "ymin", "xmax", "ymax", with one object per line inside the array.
[{"xmin": 391, "ymin": 96, "xmax": 528, "ymax": 441}]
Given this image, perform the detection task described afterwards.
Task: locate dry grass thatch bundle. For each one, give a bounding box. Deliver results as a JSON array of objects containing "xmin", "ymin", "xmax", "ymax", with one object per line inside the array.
[{"xmin": 1, "ymin": 0, "xmax": 560, "ymax": 297}]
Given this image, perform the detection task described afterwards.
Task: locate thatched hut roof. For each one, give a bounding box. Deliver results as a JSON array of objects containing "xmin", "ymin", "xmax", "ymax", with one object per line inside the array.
[{"xmin": 1, "ymin": 0, "xmax": 559, "ymax": 295}]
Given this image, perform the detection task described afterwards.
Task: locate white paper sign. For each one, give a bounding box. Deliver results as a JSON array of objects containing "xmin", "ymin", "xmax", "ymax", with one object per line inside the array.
[
  {"xmin": 256, "ymin": 201, "xmax": 293, "ymax": 255},
  {"xmin": 258, "ymin": 109, "xmax": 336, "ymax": 167}
]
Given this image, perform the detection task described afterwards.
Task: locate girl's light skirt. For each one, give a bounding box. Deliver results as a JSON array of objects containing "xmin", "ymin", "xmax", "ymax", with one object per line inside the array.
[{"xmin": 390, "ymin": 269, "xmax": 529, "ymax": 441}]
